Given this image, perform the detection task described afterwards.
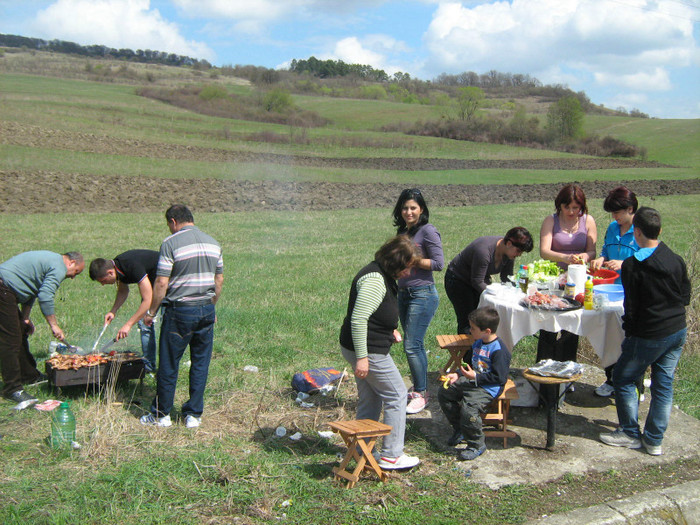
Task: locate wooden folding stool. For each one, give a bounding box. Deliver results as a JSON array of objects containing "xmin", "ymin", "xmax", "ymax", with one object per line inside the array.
[
  {"xmin": 329, "ymin": 419, "xmax": 392, "ymax": 488},
  {"xmin": 436, "ymin": 334, "xmax": 474, "ymax": 374},
  {"xmin": 481, "ymin": 378, "xmax": 519, "ymax": 448}
]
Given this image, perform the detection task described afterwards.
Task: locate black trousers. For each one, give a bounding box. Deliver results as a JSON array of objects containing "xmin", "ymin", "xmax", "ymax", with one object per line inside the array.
[
  {"xmin": 444, "ymin": 270, "xmax": 480, "ymax": 335},
  {"xmin": 535, "ymin": 329, "xmax": 578, "ymax": 407},
  {"xmin": 438, "ymin": 377, "xmax": 494, "ymax": 449},
  {"xmin": 0, "ymin": 281, "xmax": 39, "ymax": 397},
  {"xmin": 536, "ymin": 329, "xmax": 579, "ymax": 363}
]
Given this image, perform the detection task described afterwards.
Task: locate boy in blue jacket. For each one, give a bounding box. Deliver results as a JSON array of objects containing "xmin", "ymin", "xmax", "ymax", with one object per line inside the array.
[{"xmin": 438, "ymin": 306, "xmax": 511, "ymax": 460}]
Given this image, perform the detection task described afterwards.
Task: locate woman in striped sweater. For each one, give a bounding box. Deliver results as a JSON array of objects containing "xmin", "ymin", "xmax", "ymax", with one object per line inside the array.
[{"xmin": 339, "ymin": 236, "xmax": 421, "ymax": 470}]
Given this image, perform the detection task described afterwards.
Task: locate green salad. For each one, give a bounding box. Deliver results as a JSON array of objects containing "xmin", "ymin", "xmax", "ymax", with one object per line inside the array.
[{"xmin": 527, "ymin": 259, "xmax": 562, "ymax": 282}]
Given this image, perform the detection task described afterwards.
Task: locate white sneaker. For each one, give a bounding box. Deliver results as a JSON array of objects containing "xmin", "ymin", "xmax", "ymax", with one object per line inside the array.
[
  {"xmin": 595, "ymin": 382, "xmax": 615, "ymax": 397},
  {"xmin": 599, "ymin": 429, "xmax": 641, "ymax": 449},
  {"xmin": 140, "ymin": 414, "xmax": 172, "ymax": 427},
  {"xmin": 185, "ymin": 415, "xmax": 201, "ymax": 428},
  {"xmin": 406, "ymin": 392, "xmax": 427, "ymax": 414},
  {"xmin": 378, "ymin": 454, "xmax": 420, "ymax": 470},
  {"xmin": 641, "ymin": 436, "xmax": 662, "ymax": 456}
]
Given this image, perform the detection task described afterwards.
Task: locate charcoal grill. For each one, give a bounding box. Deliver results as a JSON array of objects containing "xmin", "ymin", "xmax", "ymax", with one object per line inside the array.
[{"xmin": 45, "ymin": 356, "xmax": 145, "ymax": 390}]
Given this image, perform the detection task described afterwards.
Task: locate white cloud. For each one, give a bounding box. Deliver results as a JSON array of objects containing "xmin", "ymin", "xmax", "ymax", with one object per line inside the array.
[
  {"xmin": 320, "ymin": 35, "xmax": 411, "ymax": 75},
  {"xmin": 605, "ymin": 92, "xmax": 649, "ymax": 112},
  {"xmin": 172, "ymin": 0, "xmax": 391, "ymax": 26},
  {"xmin": 31, "ymin": 0, "xmax": 213, "ymax": 60},
  {"xmin": 330, "ymin": 37, "xmax": 385, "ymax": 66},
  {"xmin": 595, "ymin": 67, "xmax": 671, "ymax": 91},
  {"xmin": 172, "ymin": 0, "xmax": 294, "ymax": 21},
  {"xmin": 423, "ymin": 0, "xmax": 697, "ymax": 92}
]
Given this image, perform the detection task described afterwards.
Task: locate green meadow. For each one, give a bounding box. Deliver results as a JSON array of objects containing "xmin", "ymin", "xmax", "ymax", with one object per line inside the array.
[{"xmin": 0, "ymin": 54, "xmax": 699, "ymax": 523}]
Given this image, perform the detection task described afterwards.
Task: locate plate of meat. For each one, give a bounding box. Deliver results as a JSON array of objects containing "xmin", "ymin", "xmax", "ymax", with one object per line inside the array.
[{"xmin": 520, "ymin": 291, "xmax": 582, "ymax": 311}]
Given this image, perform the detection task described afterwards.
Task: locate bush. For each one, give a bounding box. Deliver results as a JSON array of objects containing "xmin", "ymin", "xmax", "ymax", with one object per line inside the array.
[
  {"xmin": 360, "ymin": 85, "xmax": 387, "ymax": 100},
  {"xmin": 262, "ymin": 88, "xmax": 293, "ymax": 113},
  {"xmin": 546, "ymin": 96, "xmax": 584, "ymax": 141},
  {"xmin": 198, "ymin": 84, "xmax": 228, "ymax": 101},
  {"xmin": 137, "ymin": 85, "xmax": 329, "ymax": 127}
]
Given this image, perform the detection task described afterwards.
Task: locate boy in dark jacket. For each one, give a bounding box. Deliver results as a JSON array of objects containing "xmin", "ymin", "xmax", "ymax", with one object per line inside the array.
[
  {"xmin": 599, "ymin": 207, "xmax": 691, "ymax": 455},
  {"xmin": 438, "ymin": 306, "xmax": 511, "ymax": 460}
]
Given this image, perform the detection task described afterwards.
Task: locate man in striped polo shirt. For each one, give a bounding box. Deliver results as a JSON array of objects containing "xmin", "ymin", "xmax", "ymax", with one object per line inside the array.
[{"xmin": 140, "ymin": 204, "xmax": 223, "ymax": 429}]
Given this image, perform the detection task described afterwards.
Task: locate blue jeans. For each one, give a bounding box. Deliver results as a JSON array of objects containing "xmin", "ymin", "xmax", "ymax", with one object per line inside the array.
[
  {"xmin": 613, "ymin": 328, "xmax": 686, "ymax": 445},
  {"xmin": 150, "ymin": 304, "xmax": 215, "ymax": 418},
  {"xmin": 398, "ymin": 284, "xmax": 439, "ymax": 393},
  {"xmin": 138, "ymin": 317, "xmax": 157, "ymax": 372}
]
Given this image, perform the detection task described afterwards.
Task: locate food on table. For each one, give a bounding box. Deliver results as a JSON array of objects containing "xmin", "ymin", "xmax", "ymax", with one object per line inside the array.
[
  {"xmin": 522, "ymin": 291, "xmax": 572, "ymax": 309},
  {"xmin": 527, "ymin": 259, "xmax": 562, "ymax": 282},
  {"xmin": 575, "ymin": 293, "xmax": 585, "ymax": 304}
]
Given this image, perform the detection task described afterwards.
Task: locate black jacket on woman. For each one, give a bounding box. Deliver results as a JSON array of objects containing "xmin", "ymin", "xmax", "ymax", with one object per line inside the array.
[{"xmin": 339, "ymin": 261, "xmax": 398, "ymax": 355}]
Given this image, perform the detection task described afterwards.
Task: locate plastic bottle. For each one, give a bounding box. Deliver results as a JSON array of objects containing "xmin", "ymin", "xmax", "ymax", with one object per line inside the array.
[
  {"xmin": 51, "ymin": 401, "xmax": 76, "ymax": 449},
  {"xmin": 49, "ymin": 341, "xmax": 70, "ymax": 354},
  {"xmin": 564, "ymin": 281, "xmax": 576, "ymax": 298},
  {"xmin": 583, "ymin": 277, "xmax": 594, "ymax": 310},
  {"xmin": 518, "ymin": 265, "xmax": 529, "ymax": 293}
]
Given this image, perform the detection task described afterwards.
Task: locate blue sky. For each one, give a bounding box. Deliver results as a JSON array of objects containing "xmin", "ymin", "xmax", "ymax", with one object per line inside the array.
[{"xmin": 2, "ymin": 0, "xmax": 699, "ymax": 118}]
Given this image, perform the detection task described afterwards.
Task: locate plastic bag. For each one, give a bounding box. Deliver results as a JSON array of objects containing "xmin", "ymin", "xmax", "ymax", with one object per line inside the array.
[{"xmin": 291, "ymin": 367, "xmax": 344, "ymax": 393}]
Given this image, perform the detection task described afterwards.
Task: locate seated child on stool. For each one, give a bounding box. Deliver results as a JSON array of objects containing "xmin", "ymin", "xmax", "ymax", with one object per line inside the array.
[{"xmin": 438, "ymin": 306, "xmax": 511, "ymax": 461}]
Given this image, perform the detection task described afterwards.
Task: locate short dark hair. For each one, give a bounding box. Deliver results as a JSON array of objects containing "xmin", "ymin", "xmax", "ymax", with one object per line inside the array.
[
  {"xmin": 375, "ymin": 235, "xmax": 420, "ymax": 279},
  {"xmin": 63, "ymin": 252, "xmax": 83, "ymax": 264},
  {"xmin": 89, "ymin": 258, "xmax": 114, "ymax": 281},
  {"xmin": 504, "ymin": 227, "xmax": 534, "ymax": 252},
  {"xmin": 633, "ymin": 206, "xmax": 661, "ymax": 239},
  {"xmin": 392, "ymin": 188, "xmax": 429, "ymax": 235},
  {"xmin": 165, "ymin": 204, "xmax": 194, "ymax": 224},
  {"xmin": 603, "ymin": 186, "xmax": 638, "ymax": 213},
  {"xmin": 554, "ymin": 184, "xmax": 588, "ymax": 216},
  {"xmin": 468, "ymin": 307, "xmax": 500, "ymax": 333}
]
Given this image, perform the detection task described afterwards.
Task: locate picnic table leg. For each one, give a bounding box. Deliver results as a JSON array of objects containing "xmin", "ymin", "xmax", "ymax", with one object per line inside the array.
[
  {"xmin": 544, "ymin": 384, "xmax": 558, "ymax": 449},
  {"xmin": 533, "ymin": 383, "xmax": 560, "ymax": 449}
]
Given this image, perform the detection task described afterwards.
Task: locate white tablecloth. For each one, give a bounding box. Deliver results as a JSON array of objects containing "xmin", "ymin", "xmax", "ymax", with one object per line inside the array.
[{"xmin": 477, "ymin": 284, "xmax": 624, "ymax": 367}]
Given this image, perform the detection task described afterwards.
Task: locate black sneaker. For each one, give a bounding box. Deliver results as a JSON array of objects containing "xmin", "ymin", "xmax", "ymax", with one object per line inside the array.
[
  {"xmin": 458, "ymin": 445, "xmax": 486, "ymax": 461},
  {"xmin": 25, "ymin": 373, "xmax": 48, "ymax": 387},
  {"xmin": 5, "ymin": 390, "xmax": 39, "ymax": 410}
]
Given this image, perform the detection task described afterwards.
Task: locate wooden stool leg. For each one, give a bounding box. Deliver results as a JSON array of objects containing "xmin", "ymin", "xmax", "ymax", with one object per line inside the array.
[
  {"xmin": 357, "ymin": 437, "xmax": 387, "ymax": 482},
  {"xmin": 332, "ymin": 435, "xmax": 386, "ymax": 488}
]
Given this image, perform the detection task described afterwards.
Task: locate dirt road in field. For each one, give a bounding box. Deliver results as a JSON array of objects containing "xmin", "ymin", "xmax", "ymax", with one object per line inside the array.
[
  {"xmin": 1, "ymin": 170, "xmax": 698, "ymax": 214},
  {"xmin": 1, "ymin": 121, "xmax": 698, "ymax": 213}
]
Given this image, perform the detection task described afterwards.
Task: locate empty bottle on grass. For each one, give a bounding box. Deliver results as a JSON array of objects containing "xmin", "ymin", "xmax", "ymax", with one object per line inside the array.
[{"xmin": 51, "ymin": 401, "xmax": 76, "ymax": 449}]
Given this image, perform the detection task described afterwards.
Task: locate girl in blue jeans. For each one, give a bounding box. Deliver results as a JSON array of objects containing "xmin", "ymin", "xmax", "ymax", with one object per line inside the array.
[{"xmin": 392, "ymin": 189, "xmax": 444, "ymax": 414}]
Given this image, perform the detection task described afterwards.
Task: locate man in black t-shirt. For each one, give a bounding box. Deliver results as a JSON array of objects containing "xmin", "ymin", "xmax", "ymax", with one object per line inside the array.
[{"xmin": 89, "ymin": 250, "xmax": 160, "ymax": 372}]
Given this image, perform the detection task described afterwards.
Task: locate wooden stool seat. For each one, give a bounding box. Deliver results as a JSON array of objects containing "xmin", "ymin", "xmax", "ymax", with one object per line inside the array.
[
  {"xmin": 481, "ymin": 378, "xmax": 519, "ymax": 448},
  {"xmin": 436, "ymin": 334, "xmax": 474, "ymax": 374},
  {"xmin": 329, "ymin": 419, "xmax": 392, "ymax": 488}
]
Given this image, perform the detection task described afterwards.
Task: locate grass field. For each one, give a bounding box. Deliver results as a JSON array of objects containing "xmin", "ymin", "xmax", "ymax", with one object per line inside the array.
[
  {"xmin": 0, "ymin": 198, "xmax": 698, "ymax": 524},
  {"xmin": 0, "ymin": 52, "xmax": 699, "ymax": 523}
]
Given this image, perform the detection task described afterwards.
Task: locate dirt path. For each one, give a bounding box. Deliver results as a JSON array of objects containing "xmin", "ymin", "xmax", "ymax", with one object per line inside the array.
[{"xmin": 1, "ymin": 170, "xmax": 698, "ymax": 214}]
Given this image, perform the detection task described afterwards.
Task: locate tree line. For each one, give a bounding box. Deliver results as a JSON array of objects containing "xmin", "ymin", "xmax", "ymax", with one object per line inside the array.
[{"xmin": 0, "ymin": 33, "xmax": 211, "ymax": 69}]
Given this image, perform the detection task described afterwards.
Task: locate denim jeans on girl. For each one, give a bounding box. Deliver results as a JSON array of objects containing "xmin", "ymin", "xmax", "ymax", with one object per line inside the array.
[
  {"xmin": 398, "ymin": 284, "xmax": 439, "ymax": 393},
  {"xmin": 612, "ymin": 327, "xmax": 686, "ymax": 446}
]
